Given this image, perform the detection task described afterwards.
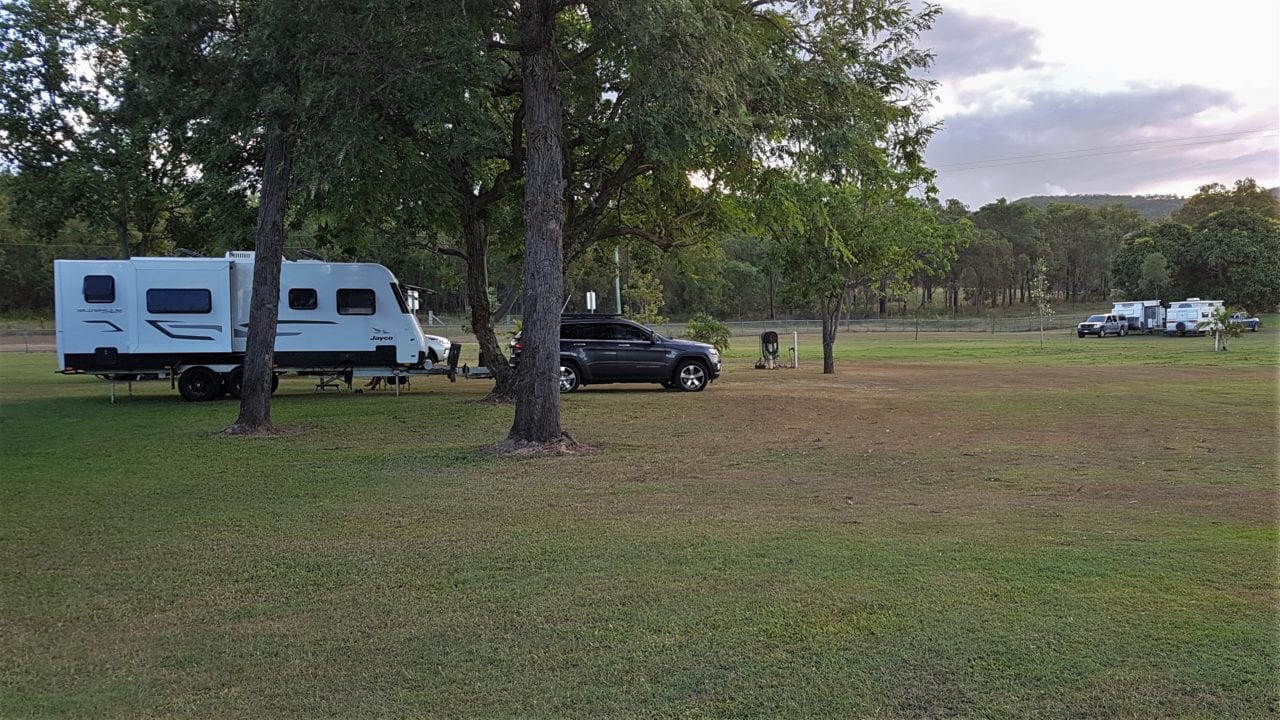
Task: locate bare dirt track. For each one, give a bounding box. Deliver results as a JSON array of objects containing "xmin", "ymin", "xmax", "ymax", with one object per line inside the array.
[{"xmin": 0, "ymin": 335, "xmax": 53, "ymax": 352}]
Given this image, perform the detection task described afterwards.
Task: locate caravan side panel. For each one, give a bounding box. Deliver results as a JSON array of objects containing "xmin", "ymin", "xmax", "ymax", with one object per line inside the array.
[
  {"xmin": 274, "ymin": 262, "xmax": 423, "ymax": 365},
  {"xmin": 131, "ymin": 259, "xmax": 233, "ymax": 355},
  {"xmin": 54, "ymin": 260, "xmax": 137, "ymax": 371}
]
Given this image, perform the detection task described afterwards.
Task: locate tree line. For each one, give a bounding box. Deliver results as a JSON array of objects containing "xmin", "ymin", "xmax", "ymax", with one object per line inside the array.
[{"xmin": 7, "ymin": 173, "xmax": 1276, "ymax": 322}]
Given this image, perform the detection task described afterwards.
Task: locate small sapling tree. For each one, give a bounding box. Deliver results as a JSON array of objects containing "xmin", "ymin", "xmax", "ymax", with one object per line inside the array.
[
  {"xmin": 1030, "ymin": 257, "xmax": 1054, "ymax": 348},
  {"xmin": 1196, "ymin": 306, "xmax": 1242, "ymax": 352},
  {"xmin": 624, "ymin": 270, "xmax": 667, "ymax": 326}
]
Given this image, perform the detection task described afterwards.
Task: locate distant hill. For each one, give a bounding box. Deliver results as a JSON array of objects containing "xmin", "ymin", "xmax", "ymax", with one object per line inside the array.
[{"xmin": 1013, "ymin": 194, "xmax": 1186, "ymax": 220}]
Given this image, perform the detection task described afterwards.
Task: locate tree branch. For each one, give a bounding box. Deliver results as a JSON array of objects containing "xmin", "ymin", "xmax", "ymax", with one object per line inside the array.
[
  {"xmin": 560, "ymin": 41, "xmax": 602, "ymax": 71},
  {"xmin": 572, "ymin": 145, "xmax": 649, "ymax": 229},
  {"xmin": 475, "ymin": 102, "xmax": 525, "ymax": 209},
  {"xmin": 486, "ymin": 39, "xmax": 525, "ymax": 52},
  {"xmin": 436, "ymin": 245, "xmax": 468, "ymax": 262}
]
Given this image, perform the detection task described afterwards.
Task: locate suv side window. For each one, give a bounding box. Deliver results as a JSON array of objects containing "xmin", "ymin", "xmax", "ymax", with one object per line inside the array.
[
  {"xmin": 610, "ymin": 323, "xmax": 650, "ymax": 342},
  {"xmin": 578, "ymin": 324, "xmax": 614, "ymax": 340},
  {"xmin": 561, "ymin": 323, "xmax": 586, "ymax": 340}
]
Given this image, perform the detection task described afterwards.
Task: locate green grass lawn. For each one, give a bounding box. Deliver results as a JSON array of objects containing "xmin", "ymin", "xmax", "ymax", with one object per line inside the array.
[{"xmin": 2, "ymin": 330, "xmax": 1277, "ymax": 719}]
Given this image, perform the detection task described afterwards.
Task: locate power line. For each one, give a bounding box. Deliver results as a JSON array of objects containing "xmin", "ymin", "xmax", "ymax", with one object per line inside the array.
[
  {"xmin": 934, "ymin": 128, "xmax": 1279, "ymax": 173},
  {"xmin": 937, "ymin": 128, "xmax": 1276, "ymax": 167}
]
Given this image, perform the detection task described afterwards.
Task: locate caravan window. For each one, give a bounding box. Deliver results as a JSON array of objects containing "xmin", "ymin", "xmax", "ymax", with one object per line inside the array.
[
  {"xmin": 337, "ymin": 288, "xmax": 376, "ymax": 315},
  {"xmin": 147, "ymin": 289, "xmax": 211, "ymax": 314},
  {"xmin": 83, "ymin": 275, "xmax": 115, "ymax": 303},
  {"xmin": 289, "ymin": 288, "xmax": 318, "ymax": 310}
]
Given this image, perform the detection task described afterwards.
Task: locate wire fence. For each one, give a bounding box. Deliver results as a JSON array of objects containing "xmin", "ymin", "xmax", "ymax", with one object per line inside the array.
[
  {"xmin": 651, "ymin": 316, "xmax": 1082, "ymax": 337},
  {"xmin": 0, "ymin": 314, "xmax": 1084, "ymax": 353},
  {"xmin": 468, "ymin": 313, "xmax": 1080, "ymax": 335},
  {"xmin": 428, "ymin": 314, "xmax": 1085, "ymax": 339}
]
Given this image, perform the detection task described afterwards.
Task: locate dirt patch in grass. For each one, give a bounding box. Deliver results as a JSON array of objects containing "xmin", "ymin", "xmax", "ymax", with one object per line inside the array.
[
  {"xmin": 487, "ymin": 432, "xmax": 600, "ymax": 457},
  {"xmin": 217, "ymin": 423, "xmax": 308, "ymax": 437},
  {"xmin": 592, "ymin": 359, "xmax": 1278, "ymax": 525}
]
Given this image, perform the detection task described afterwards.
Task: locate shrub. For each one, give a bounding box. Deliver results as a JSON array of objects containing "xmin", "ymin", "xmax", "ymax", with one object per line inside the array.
[{"xmin": 685, "ymin": 313, "xmax": 730, "ymax": 352}]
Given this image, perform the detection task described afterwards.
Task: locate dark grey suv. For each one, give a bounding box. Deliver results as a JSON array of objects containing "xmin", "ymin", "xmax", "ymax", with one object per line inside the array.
[{"xmin": 510, "ymin": 315, "xmax": 722, "ymax": 393}]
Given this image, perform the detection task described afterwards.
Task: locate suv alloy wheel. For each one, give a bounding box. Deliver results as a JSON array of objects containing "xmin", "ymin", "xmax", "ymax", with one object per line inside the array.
[{"xmin": 674, "ymin": 360, "xmax": 708, "ymax": 392}]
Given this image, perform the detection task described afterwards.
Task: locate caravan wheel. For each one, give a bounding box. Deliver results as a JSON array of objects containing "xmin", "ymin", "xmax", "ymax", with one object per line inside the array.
[
  {"xmin": 178, "ymin": 367, "xmax": 222, "ymax": 402},
  {"xmin": 225, "ymin": 367, "xmax": 245, "ymax": 399},
  {"xmin": 226, "ymin": 367, "xmax": 278, "ymax": 398}
]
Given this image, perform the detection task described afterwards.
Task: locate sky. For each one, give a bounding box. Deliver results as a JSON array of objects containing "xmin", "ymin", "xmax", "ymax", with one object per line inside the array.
[{"xmin": 919, "ymin": 0, "xmax": 1280, "ymax": 208}]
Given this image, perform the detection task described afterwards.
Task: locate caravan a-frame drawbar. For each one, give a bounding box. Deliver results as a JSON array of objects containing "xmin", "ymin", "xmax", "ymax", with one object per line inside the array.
[{"xmin": 54, "ymin": 252, "xmax": 457, "ymax": 400}]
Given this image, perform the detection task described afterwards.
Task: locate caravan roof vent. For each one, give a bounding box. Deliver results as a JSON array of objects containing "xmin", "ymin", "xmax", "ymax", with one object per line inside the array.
[{"xmin": 226, "ymin": 251, "xmax": 255, "ymax": 260}]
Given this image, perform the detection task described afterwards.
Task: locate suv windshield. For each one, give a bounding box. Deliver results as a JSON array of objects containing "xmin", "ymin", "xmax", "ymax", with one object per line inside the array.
[{"xmin": 1087, "ymin": 315, "xmax": 1106, "ymax": 322}]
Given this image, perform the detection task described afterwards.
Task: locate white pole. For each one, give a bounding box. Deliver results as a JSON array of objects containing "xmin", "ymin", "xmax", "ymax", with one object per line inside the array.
[
  {"xmin": 614, "ymin": 247, "xmax": 622, "ymax": 315},
  {"xmin": 792, "ymin": 331, "xmax": 798, "ymax": 368}
]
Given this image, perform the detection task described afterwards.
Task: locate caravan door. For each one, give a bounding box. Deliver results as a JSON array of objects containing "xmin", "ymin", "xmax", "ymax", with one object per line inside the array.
[{"xmin": 132, "ymin": 259, "xmax": 233, "ymax": 355}]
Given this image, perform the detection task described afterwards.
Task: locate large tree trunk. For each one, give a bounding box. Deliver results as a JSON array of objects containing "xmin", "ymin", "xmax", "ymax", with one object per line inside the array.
[
  {"xmin": 225, "ymin": 114, "xmax": 291, "ymax": 435},
  {"xmin": 459, "ymin": 198, "xmax": 516, "ymax": 400},
  {"xmin": 505, "ymin": 0, "xmax": 567, "ymax": 447}
]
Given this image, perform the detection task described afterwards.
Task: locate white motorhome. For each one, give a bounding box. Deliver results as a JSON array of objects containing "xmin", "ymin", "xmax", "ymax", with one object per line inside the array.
[
  {"xmin": 1111, "ymin": 300, "xmax": 1166, "ymax": 333},
  {"xmin": 1165, "ymin": 298, "xmax": 1224, "ymax": 335},
  {"xmin": 54, "ymin": 252, "xmax": 456, "ymax": 400}
]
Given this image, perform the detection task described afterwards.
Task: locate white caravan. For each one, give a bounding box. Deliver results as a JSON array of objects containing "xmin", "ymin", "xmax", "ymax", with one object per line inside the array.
[
  {"xmin": 1165, "ymin": 298, "xmax": 1224, "ymax": 335},
  {"xmin": 1111, "ymin": 300, "xmax": 1166, "ymax": 333},
  {"xmin": 54, "ymin": 252, "xmax": 456, "ymax": 400}
]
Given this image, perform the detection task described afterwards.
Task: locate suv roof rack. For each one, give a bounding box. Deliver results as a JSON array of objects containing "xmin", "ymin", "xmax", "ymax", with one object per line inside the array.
[{"xmin": 561, "ymin": 313, "xmax": 623, "ymax": 319}]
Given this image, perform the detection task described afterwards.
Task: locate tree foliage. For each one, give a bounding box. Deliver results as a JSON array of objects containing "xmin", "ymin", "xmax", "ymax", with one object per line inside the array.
[
  {"xmin": 1186, "ymin": 209, "xmax": 1280, "ymax": 312},
  {"xmin": 1172, "ymin": 178, "xmax": 1280, "ymax": 226},
  {"xmin": 1115, "ymin": 183, "xmax": 1280, "ymax": 311},
  {"xmin": 0, "ymin": 0, "xmax": 193, "ymax": 258},
  {"xmin": 684, "ymin": 313, "xmax": 730, "ymax": 352}
]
